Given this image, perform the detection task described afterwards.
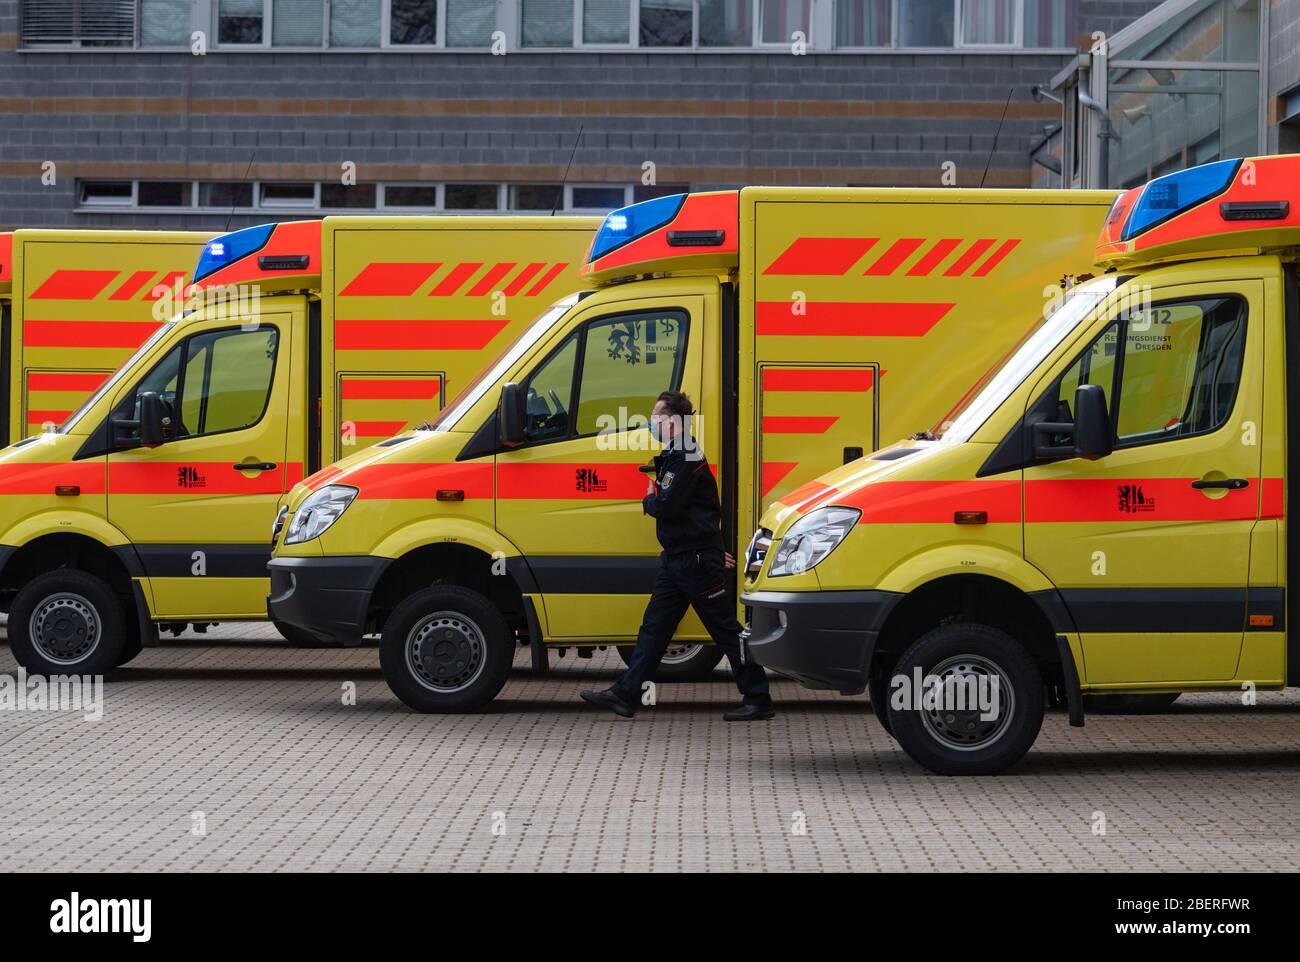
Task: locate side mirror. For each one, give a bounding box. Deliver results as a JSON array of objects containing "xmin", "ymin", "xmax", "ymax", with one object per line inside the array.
[
  {"xmin": 138, "ymin": 391, "xmax": 165, "ymax": 449},
  {"xmin": 1072, "ymin": 383, "xmax": 1112, "ymax": 460},
  {"xmin": 498, "ymin": 382, "xmax": 526, "ymax": 448}
]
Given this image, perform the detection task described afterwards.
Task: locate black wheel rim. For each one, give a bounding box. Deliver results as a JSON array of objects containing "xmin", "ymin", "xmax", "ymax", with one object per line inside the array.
[
  {"xmin": 30, "ymin": 592, "xmax": 101, "ymax": 666},
  {"xmin": 406, "ymin": 611, "xmax": 487, "ymax": 694}
]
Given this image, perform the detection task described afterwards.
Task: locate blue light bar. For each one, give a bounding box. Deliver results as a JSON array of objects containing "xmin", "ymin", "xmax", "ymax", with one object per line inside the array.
[
  {"xmin": 588, "ymin": 194, "xmax": 685, "ymax": 262},
  {"xmin": 1121, "ymin": 159, "xmax": 1240, "ymax": 241},
  {"xmin": 194, "ymin": 223, "xmax": 275, "ymax": 282}
]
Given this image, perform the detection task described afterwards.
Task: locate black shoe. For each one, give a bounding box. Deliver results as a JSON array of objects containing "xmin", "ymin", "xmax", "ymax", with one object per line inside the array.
[
  {"xmin": 724, "ymin": 703, "xmax": 775, "ymax": 721},
  {"xmin": 580, "ymin": 688, "xmax": 636, "ymax": 718}
]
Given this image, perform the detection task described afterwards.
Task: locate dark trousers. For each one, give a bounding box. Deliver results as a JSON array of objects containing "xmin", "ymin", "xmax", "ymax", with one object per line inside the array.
[{"xmin": 611, "ymin": 547, "xmax": 771, "ymax": 708}]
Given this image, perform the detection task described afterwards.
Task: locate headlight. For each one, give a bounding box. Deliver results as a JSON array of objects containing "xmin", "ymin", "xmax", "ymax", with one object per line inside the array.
[
  {"xmin": 271, "ymin": 505, "xmax": 288, "ymax": 543},
  {"xmin": 284, "ymin": 484, "xmax": 358, "ymax": 545},
  {"xmin": 767, "ymin": 507, "xmax": 860, "ymax": 577}
]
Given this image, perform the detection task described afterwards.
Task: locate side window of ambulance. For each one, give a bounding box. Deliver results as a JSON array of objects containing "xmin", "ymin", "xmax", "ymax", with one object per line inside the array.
[
  {"xmin": 522, "ymin": 333, "xmax": 578, "ymax": 443},
  {"xmin": 1111, "ymin": 297, "xmax": 1245, "ymax": 445},
  {"xmin": 1054, "ymin": 322, "xmax": 1119, "ymax": 422},
  {"xmin": 112, "ymin": 327, "xmax": 278, "ymax": 444},
  {"xmin": 177, "ymin": 327, "xmax": 279, "ymax": 436},
  {"xmin": 574, "ymin": 311, "xmax": 690, "ymax": 435}
]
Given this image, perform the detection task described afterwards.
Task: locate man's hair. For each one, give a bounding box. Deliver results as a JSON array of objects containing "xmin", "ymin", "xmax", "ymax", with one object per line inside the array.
[{"xmin": 656, "ymin": 390, "xmax": 694, "ymax": 418}]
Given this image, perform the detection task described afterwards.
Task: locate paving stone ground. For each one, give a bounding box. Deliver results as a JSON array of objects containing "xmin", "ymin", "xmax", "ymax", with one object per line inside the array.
[{"xmin": 1, "ymin": 623, "xmax": 1297, "ymax": 872}]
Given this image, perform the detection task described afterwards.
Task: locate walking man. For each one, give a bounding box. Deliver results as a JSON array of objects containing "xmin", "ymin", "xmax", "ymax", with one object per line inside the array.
[{"xmin": 580, "ymin": 391, "xmax": 774, "ymax": 720}]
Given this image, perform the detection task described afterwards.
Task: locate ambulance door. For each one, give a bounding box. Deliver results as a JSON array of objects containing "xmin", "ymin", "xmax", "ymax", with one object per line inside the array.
[
  {"xmin": 105, "ymin": 311, "xmax": 299, "ymax": 619},
  {"xmin": 754, "ymin": 362, "xmax": 878, "ymax": 517},
  {"xmin": 495, "ymin": 291, "xmax": 708, "ymax": 641},
  {"xmin": 1023, "ymin": 281, "xmax": 1263, "ymax": 684}
]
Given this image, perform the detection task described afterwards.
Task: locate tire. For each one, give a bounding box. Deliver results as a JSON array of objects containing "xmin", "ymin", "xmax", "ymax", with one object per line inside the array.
[
  {"xmin": 616, "ymin": 642, "xmax": 724, "ymax": 681},
  {"xmin": 379, "ymin": 586, "xmax": 514, "ymax": 713},
  {"xmin": 886, "ymin": 623, "xmax": 1044, "ymax": 776},
  {"xmin": 9, "ymin": 570, "xmax": 127, "ymax": 676},
  {"xmin": 274, "ymin": 619, "xmax": 347, "ymax": 648},
  {"xmin": 1085, "ymin": 692, "xmax": 1181, "ymax": 714}
]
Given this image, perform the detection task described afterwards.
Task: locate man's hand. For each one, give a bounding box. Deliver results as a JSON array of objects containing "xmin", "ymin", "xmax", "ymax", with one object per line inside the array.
[
  {"xmin": 647, "ymin": 478, "xmax": 656, "ymax": 496},
  {"xmin": 724, "ymin": 552, "xmax": 736, "ymax": 570}
]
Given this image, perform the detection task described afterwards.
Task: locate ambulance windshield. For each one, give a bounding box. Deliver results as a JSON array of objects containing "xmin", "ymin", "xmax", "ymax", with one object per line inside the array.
[
  {"xmin": 59, "ymin": 320, "xmax": 178, "ymax": 433},
  {"xmin": 934, "ymin": 275, "xmax": 1122, "ymax": 443},
  {"xmin": 431, "ymin": 293, "xmax": 582, "ymax": 432}
]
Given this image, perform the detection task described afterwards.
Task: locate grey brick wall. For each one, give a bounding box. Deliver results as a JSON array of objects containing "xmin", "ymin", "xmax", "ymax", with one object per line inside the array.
[{"xmin": 0, "ymin": 0, "xmax": 1177, "ymax": 230}]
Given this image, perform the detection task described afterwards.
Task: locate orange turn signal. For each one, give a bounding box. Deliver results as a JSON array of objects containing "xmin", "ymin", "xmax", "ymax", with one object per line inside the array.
[{"xmin": 954, "ymin": 510, "xmax": 987, "ymax": 525}]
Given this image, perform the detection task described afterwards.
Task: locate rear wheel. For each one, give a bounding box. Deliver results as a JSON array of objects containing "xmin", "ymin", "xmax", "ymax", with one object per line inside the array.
[
  {"xmin": 1086, "ymin": 692, "xmax": 1181, "ymax": 714},
  {"xmin": 886, "ymin": 623, "xmax": 1044, "ymax": 776},
  {"xmin": 617, "ymin": 642, "xmax": 724, "ymax": 681},
  {"xmin": 9, "ymin": 570, "xmax": 127, "ymax": 676},
  {"xmin": 379, "ymin": 586, "xmax": 514, "ymax": 713}
]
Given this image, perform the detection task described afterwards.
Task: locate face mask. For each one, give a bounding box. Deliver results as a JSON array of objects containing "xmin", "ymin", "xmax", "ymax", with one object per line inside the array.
[{"xmin": 648, "ymin": 419, "xmax": 666, "ymax": 443}]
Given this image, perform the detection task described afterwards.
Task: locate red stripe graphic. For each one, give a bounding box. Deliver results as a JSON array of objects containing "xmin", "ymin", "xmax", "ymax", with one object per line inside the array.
[
  {"xmin": 336, "ymin": 320, "xmax": 507, "ymax": 351},
  {"xmin": 1025, "ymin": 478, "xmax": 1264, "ymax": 523},
  {"xmin": 430, "ymin": 262, "xmax": 482, "ymax": 296},
  {"xmin": 28, "ymin": 372, "xmax": 109, "ymax": 391},
  {"xmin": 763, "ymin": 238, "xmax": 877, "ymax": 276},
  {"xmin": 972, "ymin": 239, "xmax": 1020, "ymax": 277},
  {"xmin": 27, "ymin": 410, "xmax": 70, "ymax": 425},
  {"xmin": 24, "ymin": 321, "xmax": 158, "ymax": 348},
  {"xmin": 525, "ymin": 263, "xmax": 568, "ymax": 297},
  {"xmin": 1262, "ymin": 477, "xmax": 1284, "ymax": 519},
  {"xmin": 109, "ymin": 462, "xmax": 285, "ymax": 495},
  {"xmin": 0, "ymin": 462, "xmax": 105, "ymax": 495},
  {"xmin": 864, "ymin": 238, "xmax": 925, "ymax": 276},
  {"xmin": 340, "ymin": 262, "xmax": 441, "ymax": 297},
  {"xmin": 110, "ymin": 462, "xmax": 286, "ymax": 496},
  {"xmin": 468, "ymin": 262, "xmax": 517, "ymax": 297},
  {"xmin": 836, "ymin": 480, "xmax": 1022, "ymax": 524},
  {"xmin": 349, "ymin": 420, "xmax": 408, "ymax": 437},
  {"xmin": 348, "ymin": 462, "xmax": 494, "ymax": 500},
  {"xmin": 776, "ymin": 478, "xmax": 835, "ymax": 506},
  {"xmin": 302, "ymin": 464, "xmax": 344, "ymax": 492},
  {"xmin": 108, "ymin": 270, "xmax": 157, "ymax": 301},
  {"xmin": 144, "ymin": 271, "xmax": 187, "ymax": 300},
  {"xmin": 762, "ymin": 416, "xmax": 839, "ymax": 434},
  {"xmin": 757, "ymin": 301, "xmax": 953, "ymax": 337},
  {"xmin": 497, "ymin": 462, "xmax": 648, "ymax": 500},
  {"xmin": 31, "ymin": 270, "xmax": 119, "ymax": 300},
  {"xmin": 340, "ymin": 378, "xmax": 441, "ymax": 400},
  {"xmin": 762, "ymin": 369, "xmax": 874, "ymax": 392},
  {"xmin": 943, "ymin": 239, "xmax": 997, "ymax": 277},
  {"xmin": 762, "ymin": 462, "xmax": 798, "ymax": 497},
  {"xmin": 906, "ymin": 239, "xmax": 962, "ymax": 276},
  {"xmin": 503, "ymin": 263, "xmax": 546, "ymax": 296}
]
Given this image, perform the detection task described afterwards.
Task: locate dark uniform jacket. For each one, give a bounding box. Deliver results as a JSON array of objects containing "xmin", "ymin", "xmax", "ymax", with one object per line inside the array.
[{"xmin": 642, "ymin": 437, "xmax": 724, "ymax": 555}]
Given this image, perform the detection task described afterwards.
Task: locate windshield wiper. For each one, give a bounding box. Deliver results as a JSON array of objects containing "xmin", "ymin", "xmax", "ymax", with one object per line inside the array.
[{"xmin": 908, "ymin": 430, "xmax": 937, "ymax": 441}]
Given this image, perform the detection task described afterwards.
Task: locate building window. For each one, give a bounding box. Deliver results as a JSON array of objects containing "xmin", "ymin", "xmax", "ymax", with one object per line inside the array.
[
  {"xmin": 522, "ymin": 0, "xmax": 574, "ymax": 46},
  {"xmin": 960, "ymin": 0, "xmax": 1020, "ymax": 46},
  {"xmin": 75, "ymin": 180, "xmax": 657, "ymax": 214},
  {"xmin": 835, "ymin": 0, "xmax": 891, "ymax": 46},
  {"xmin": 331, "ymin": 0, "xmax": 383, "ymax": 46},
  {"xmin": 640, "ymin": 0, "xmax": 692, "ymax": 46},
  {"xmin": 760, "ymin": 0, "xmax": 811, "ymax": 45},
  {"xmin": 218, "ymin": 0, "xmax": 265, "ymax": 44},
  {"xmin": 141, "ymin": 0, "xmax": 191, "ymax": 45},
  {"xmin": 699, "ymin": 0, "xmax": 753, "ymax": 46},
  {"xmin": 390, "ymin": 0, "xmax": 439, "ymax": 44}
]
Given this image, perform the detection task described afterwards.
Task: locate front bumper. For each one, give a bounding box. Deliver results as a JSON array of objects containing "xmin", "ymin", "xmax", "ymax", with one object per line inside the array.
[
  {"xmin": 267, "ymin": 555, "xmax": 391, "ymax": 644},
  {"xmin": 741, "ymin": 589, "xmax": 902, "ymax": 693}
]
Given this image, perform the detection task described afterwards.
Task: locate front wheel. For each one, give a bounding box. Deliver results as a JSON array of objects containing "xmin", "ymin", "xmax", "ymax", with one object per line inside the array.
[
  {"xmin": 886, "ymin": 623, "xmax": 1044, "ymax": 776},
  {"xmin": 9, "ymin": 570, "xmax": 127, "ymax": 675},
  {"xmin": 379, "ymin": 586, "xmax": 514, "ymax": 713},
  {"xmin": 616, "ymin": 642, "xmax": 724, "ymax": 681}
]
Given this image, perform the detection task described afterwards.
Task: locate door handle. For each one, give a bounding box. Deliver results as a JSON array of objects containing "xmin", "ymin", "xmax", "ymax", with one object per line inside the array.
[
  {"xmin": 233, "ymin": 462, "xmax": 277, "ymax": 472},
  {"xmin": 1190, "ymin": 478, "xmax": 1248, "ymax": 490}
]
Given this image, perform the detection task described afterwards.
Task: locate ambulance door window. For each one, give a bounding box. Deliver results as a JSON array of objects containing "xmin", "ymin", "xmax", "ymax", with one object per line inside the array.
[
  {"xmin": 521, "ymin": 332, "xmax": 578, "ymax": 444},
  {"xmin": 573, "ymin": 311, "xmax": 689, "ymax": 436},
  {"xmin": 1111, "ymin": 297, "xmax": 1245, "ymax": 446}
]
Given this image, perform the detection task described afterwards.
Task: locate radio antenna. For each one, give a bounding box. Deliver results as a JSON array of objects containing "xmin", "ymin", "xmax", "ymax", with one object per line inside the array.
[
  {"xmin": 551, "ymin": 125, "xmax": 583, "ymax": 215},
  {"xmin": 979, "ymin": 89, "xmax": 1016, "ymax": 189},
  {"xmin": 225, "ymin": 151, "xmax": 256, "ymax": 232}
]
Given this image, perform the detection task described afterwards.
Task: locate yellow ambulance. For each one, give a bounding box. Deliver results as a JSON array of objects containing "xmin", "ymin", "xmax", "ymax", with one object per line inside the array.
[
  {"xmin": 0, "ymin": 216, "xmax": 596, "ymax": 675},
  {"xmin": 0, "ymin": 229, "xmax": 212, "ymax": 445},
  {"xmin": 265, "ymin": 186, "xmax": 1116, "ymax": 712},
  {"xmin": 740, "ymin": 155, "xmax": 1300, "ymax": 774}
]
